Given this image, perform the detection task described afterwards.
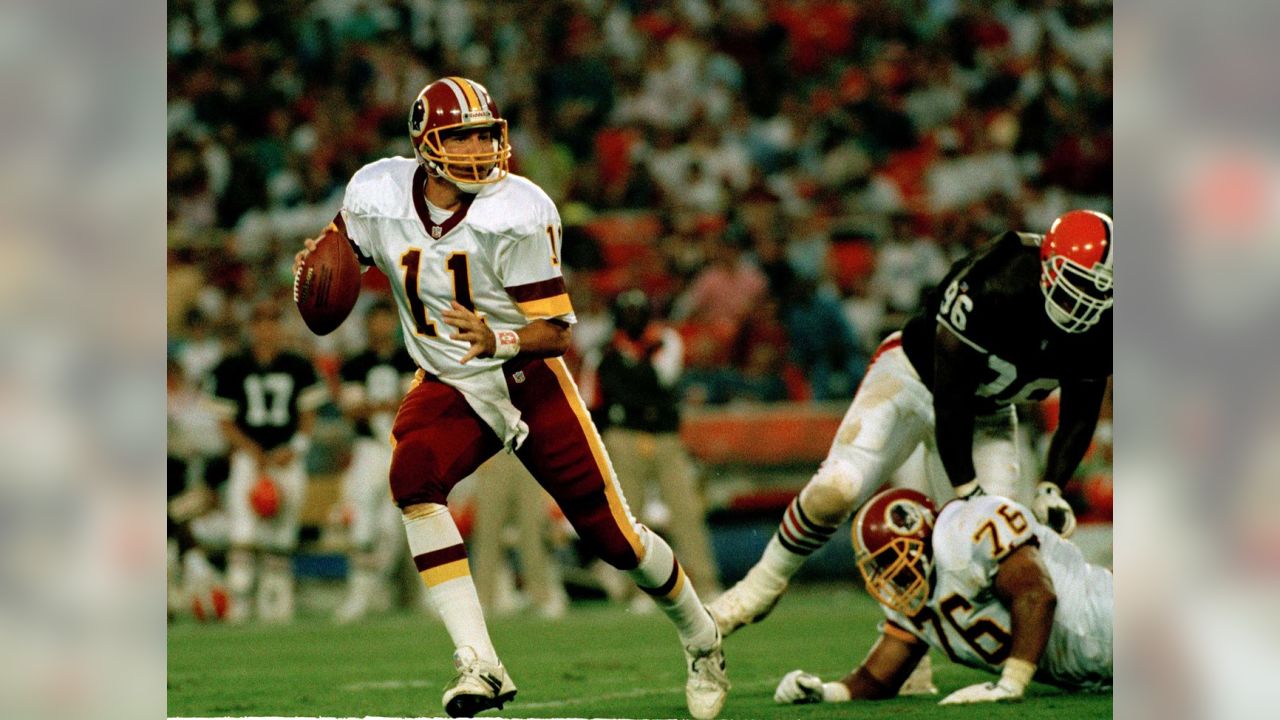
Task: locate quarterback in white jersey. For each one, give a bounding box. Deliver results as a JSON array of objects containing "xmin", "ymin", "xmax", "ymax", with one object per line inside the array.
[
  {"xmin": 293, "ymin": 77, "xmax": 728, "ymax": 720},
  {"xmin": 774, "ymin": 488, "xmax": 1112, "ymax": 707}
]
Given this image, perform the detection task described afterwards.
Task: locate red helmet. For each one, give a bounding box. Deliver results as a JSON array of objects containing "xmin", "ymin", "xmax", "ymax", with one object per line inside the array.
[
  {"xmin": 249, "ymin": 474, "xmax": 281, "ymax": 519},
  {"xmin": 1040, "ymin": 210, "xmax": 1114, "ymax": 333},
  {"xmin": 407, "ymin": 76, "xmax": 510, "ymax": 188},
  {"xmin": 851, "ymin": 488, "xmax": 938, "ymax": 616}
]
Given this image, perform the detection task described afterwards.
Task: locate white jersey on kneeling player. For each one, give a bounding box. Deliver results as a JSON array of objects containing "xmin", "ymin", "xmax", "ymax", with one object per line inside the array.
[
  {"xmin": 882, "ymin": 495, "xmax": 1113, "ymax": 691},
  {"xmin": 339, "ymin": 157, "xmax": 574, "ymax": 449}
]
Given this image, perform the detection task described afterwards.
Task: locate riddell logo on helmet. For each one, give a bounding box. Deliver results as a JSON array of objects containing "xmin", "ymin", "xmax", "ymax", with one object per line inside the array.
[{"xmin": 461, "ymin": 108, "xmax": 494, "ymax": 123}]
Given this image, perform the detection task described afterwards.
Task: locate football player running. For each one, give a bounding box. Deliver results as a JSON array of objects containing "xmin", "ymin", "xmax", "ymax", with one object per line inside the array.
[
  {"xmin": 293, "ymin": 77, "xmax": 728, "ymax": 719},
  {"xmin": 774, "ymin": 487, "xmax": 1112, "ymax": 705},
  {"xmin": 709, "ymin": 211, "xmax": 1113, "ymax": 637}
]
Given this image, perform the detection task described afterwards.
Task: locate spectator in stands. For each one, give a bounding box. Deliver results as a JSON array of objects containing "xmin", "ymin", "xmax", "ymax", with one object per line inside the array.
[
  {"xmin": 671, "ymin": 230, "xmax": 767, "ymax": 338},
  {"xmin": 780, "ymin": 276, "xmax": 868, "ymax": 402},
  {"xmin": 582, "ymin": 290, "xmax": 721, "ymax": 600}
]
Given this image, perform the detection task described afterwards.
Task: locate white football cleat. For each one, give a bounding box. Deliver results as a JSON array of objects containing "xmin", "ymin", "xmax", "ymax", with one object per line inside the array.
[
  {"xmin": 706, "ymin": 572, "xmax": 786, "ymax": 638},
  {"xmin": 442, "ymin": 646, "xmax": 517, "ymax": 718},
  {"xmin": 684, "ymin": 621, "xmax": 730, "ymax": 720}
]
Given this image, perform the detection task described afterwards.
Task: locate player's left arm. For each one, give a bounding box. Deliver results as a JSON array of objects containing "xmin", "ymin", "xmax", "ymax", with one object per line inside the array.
[
  {"xmin": 932, "ymin": 323, "xmax": 985, "ymax": 498},
  {"xmin": 1034, "ymin": 375, "xmax": 1109, "ymax": 536},
  {"xmin": 939, "ymin": 542, "xmax": 1057, "ymax": 705},
  {"xmin": 775, "ymin": 625, "xmax": 930, "ymax": 704}
]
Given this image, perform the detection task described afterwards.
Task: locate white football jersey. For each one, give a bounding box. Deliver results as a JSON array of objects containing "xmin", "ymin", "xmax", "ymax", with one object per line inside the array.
[
  {"xmin": 883, "ymin": 495, "xmax": 1113, "ymax": 691},
  {"xmin": 340, "ymin": 157, "xmax": 574, "ymax": 448}
]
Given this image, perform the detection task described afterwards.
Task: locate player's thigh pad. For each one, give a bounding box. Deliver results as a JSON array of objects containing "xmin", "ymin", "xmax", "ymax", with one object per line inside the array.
[
  {"xmin": 388, "ymin": 376, "xmax": 502, "ymax": 507},
  {"xmin": 509, "ymin": 357, "xmax": 645, "ymax": 570}
]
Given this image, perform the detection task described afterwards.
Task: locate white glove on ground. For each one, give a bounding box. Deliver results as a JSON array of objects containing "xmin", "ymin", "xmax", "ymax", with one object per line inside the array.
[
  {"xmin": 1031, "ymin": 481, "xmax": 1077, "ymax": 537},
  {"xmin": 938, "ymin": 679, "xmax": 1023, "ymax": 705},
  {"xmin": 774, "ymin": 670, "xmax": 825, "ymax": 704}
]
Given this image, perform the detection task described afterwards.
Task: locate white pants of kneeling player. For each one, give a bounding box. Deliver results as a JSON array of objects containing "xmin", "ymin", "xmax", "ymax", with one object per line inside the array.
[
  {"xmin": 335, "ymin": 438, "xmax": 404, "ymax": 621},
  {"xmin": 342, "ymin": 437, "xmax": 402, "ymax": 552},
  {"xmin": 227, "ymin": 449, "xmax": 307, "ymax": 552},
  {"xmin": 226, "ymin": 449, "xmax": 306, "ymax": 622},
  {"xmin": 808, "ymin": 337, "xmax": 1023, "ymax": 525}
]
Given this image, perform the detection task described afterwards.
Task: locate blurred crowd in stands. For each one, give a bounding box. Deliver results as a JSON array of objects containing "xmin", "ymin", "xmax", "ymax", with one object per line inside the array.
[{"xmin": 168, "ymin": 0, "xmax": 1112, "ymax": 404}]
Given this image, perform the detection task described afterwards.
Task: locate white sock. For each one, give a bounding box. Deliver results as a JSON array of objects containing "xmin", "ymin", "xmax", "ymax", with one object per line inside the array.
[
  {"xmin": 227, "ymin": 547, "xmax": 255, "ymax": 618},
  {"xmin": 628, "ymin": 526, "xmax": 717, "ymax": 651},
  {"xmin": 256, "ymin": 553, "xmax": 294, "ymax": 622},
  {"xmin": 403, "ymin": 504, "xmax": 499, "ymax": 665}
]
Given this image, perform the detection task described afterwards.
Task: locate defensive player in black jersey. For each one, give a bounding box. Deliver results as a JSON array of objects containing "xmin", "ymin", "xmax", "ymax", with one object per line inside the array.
[
  {"xmin": 709, "ymin": 210, "xmax": 1114, "ymax": 639},
  {"xmin": 333, "ymin": 299, "xmax": 417, "ymax": 622},
  {"xmin": 206, "ymin": 301, "xmax": 328, "ymax": 622}
]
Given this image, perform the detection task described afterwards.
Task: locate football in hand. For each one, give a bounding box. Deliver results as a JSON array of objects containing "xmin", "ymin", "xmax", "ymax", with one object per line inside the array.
[{"xmin": 293, "ymin": 222, "xmax": 361, "ymax": 335}]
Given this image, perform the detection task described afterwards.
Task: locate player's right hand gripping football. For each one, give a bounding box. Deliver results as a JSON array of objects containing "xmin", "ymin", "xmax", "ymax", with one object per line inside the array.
[
  {"xmin": 774, "ymin": 670, "xmax": 826, "ymax": 704},
  {"xmin": 293, "ymin": 237, "xmax": 319, "ymax": 276}
]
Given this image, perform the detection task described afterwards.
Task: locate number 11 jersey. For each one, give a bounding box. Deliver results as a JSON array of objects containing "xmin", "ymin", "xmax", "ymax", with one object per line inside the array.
[{"xmin": 338, "ymin": 157, "xmax": 575, "ymax": 448}]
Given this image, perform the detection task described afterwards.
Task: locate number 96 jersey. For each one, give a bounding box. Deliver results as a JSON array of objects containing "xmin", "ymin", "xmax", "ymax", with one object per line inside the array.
[
  {"xmin": 882, "ymin": 495, "xmax": 1113, "ymax": 691},
  {"xmin": 900, "ymin": 232, "xmax": 1112, "ymax": 414},
  {"xmin": 339, "ymin": 157, "xmax": 575, "ymax": 448}
]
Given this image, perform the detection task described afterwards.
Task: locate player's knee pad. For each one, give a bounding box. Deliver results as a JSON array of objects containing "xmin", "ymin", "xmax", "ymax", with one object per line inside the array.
[
  {"xmin": 800, "ymin": 458, "xmax": 866, "ymax": 526},
  {"xmin": 388, "ymin": 435, "xmax": 449, "ymax": 506}
]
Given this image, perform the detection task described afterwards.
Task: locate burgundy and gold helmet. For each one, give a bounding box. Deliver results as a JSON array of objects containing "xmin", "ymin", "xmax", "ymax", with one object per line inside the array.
[
  {"xmin": 407, "ymin": 76, "xmax": 510, "ymax": 188},
  {"xmin": 1040, "ymin": 210, "xmax": 1114, "ymax": 333},
  {"xmin": 851, "ymin": 488, "xmax": 938, "ymax": 616}
]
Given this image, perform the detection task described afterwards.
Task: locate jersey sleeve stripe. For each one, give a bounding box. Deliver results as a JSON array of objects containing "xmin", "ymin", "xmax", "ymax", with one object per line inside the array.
[
  {"xmin": 935, "ymin": 316, "xmax": 991, "ymax": 354},
  {"xmin": 335, "ymin": 211, "xmax": 375, "ymax": 266},
  {"xmin": 202, "ymin": 396, "xmax": 237, "ymax": 421},
  {"xmin": 505, "ymin": 277, "xmax": 568, "ymax": 302},
  {"xmin": 297, "ymin": 384, "xmax": 329, "ymax": 412},
  {"xmin": 516, "ymin": 294, "xmax": 574, "ymax": 319}
]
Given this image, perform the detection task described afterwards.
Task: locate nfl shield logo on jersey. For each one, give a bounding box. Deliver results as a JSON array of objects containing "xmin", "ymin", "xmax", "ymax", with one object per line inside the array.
[
  {"xmin": 513, "ymin": 371, "xmax": 525, "ymax": 384},
  {"xmin": 431, "ymin": 226, "xmax": 442, "ymax": 239}
]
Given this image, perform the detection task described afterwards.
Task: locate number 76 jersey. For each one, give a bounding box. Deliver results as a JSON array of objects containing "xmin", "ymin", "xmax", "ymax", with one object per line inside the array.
[
  {"xmin": 882, "ymin": 495, "xmax": 1113, "ymax": 691},
  {"xmin": 338, "ymin": 157, "xmax": 575, "ymax": 446}
]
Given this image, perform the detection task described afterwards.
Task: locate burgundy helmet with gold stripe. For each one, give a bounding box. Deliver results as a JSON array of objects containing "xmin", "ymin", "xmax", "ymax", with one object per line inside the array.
[
  {"xmin": 408, "ymin": 77, "xmax": 510, "ymax": 189},
  {"xmin": 1040, "ymin": 210, "xmax": 1114, "ymax": 333},
  {"xmin": 852, "ymin": 488, "xmax": 938, "ymax": 617}
]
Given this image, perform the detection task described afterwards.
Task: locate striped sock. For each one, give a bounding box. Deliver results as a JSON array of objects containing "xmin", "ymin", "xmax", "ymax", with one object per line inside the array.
[
  {"xmin": 629, "ymin": 526, "xmax": 717, "ymax": 651},
  {"xmin": 749, "ymin": 497, "xmax": 840, "ymax": 587},
  {"xmin": 403, "ymin": 503, "xmax": 499, "ymax": 665},
  {"xmin": 776, "ymin": 496, "xmax": 839, "ymax": 556}
]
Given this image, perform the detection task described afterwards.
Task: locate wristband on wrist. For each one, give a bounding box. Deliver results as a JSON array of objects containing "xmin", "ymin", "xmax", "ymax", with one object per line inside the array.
[
  {"xmin": 289, "ymin": 433, "xmax": 312, "ymax": 457},
  {"xmin": 954, "ymin": 479, "xmax": 981, "ymax": 498},
  {"xmin": 493, "ymin": 329, "xmax": 521, "ymax": 359},
  {"xmin": 999, "ymin": 657, "xmax": 1036, "ymax": 695}
]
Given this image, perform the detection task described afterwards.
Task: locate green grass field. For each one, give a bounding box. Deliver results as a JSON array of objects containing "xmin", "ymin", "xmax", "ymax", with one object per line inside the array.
[{"xmin": 169, "ymin": 584, "xmax": 1110, "ymax": 719}]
